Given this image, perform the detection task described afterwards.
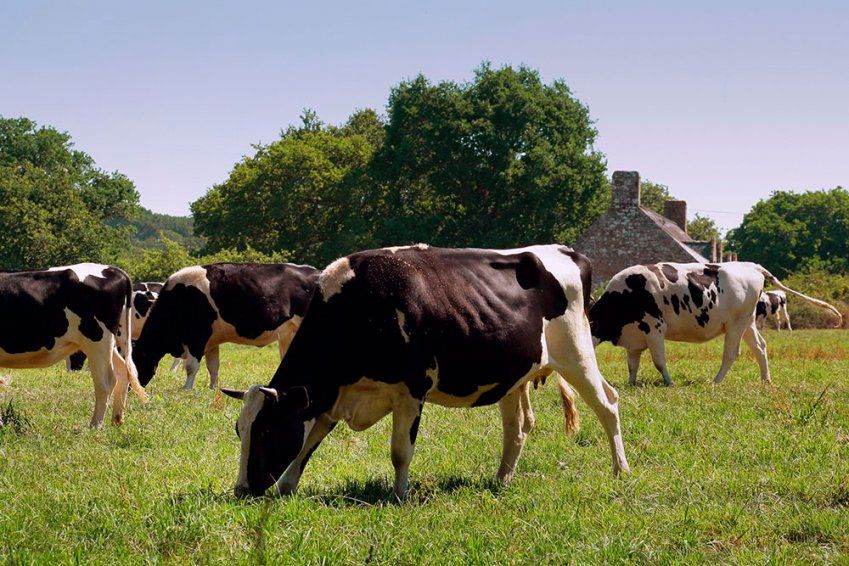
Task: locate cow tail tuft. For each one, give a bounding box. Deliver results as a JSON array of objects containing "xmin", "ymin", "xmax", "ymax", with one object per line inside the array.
[
  {"xmin": 557, "ymin": 374, "xmax": 580, "ymax": 434},
  {"xmin": 756, "ymin": 265, "xmax": 843, "ymax": 328}
]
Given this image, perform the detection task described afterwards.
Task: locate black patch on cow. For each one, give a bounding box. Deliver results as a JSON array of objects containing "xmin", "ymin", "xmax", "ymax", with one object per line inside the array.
[
  {"xmin": 409, "ymin": 415, "xmax": 421, "ymax": 445},
  {"xmin": 559, "ymin": 248, "xmax": 593, "ymax": 313},
  {"xmin": 660, "ymin": 264, "xmax": 679, "ymax": 283},
  {"xmin": 670, "ymin": 295, "xmax": 680, "ymax": 315},
  {"xmin": 663, "ymin": 296, "xmax": 669, "ymax": 305},
  {"xmin": 696, "ymin": 308, "xmax": 710, "ymax": 327},
  {"xmin": 589, "ymin": 273, "xmax": 663, "ymax": 345},
  {"xmin": 644, "ymin": 264, "xmax": 665, "ymax": 289},
  {"xmin": 638, "ymin": 321, "xmax": 650, "ymax": 334},
  {"xmin": 133, "ymin": 291, "xmax": 155, "ymax": 318},
  {"xmin": 68, "ymin": 351, "xmax": 87, "ymax": 371},
  {"xmin": 686, "ymin": 266, "xmax": 720, "ymax": 310},
  {"xmin": 207, "ymin": 263, "xmax": 320, "ymax": 340},
  {"xmin": 682, "ymin": 295, "xmax": 692, "ymax": 312},
  {"xmin": 756, "ymin": 299, "xmax": 767, "ymax": 319},
  {"xmin": 0, "ymin": 266, "xmax": 129, "ymax": 356}
]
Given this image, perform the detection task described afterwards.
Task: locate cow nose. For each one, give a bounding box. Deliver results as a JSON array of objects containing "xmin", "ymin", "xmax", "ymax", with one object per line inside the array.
[{"xmin": 233, "ymin": 484, "xmax": 251, "ymax": 499}]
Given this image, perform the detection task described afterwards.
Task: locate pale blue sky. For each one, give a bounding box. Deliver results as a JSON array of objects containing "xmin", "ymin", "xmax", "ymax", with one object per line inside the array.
[{"xmin": 2, "ymin": 1, "xmax": 847, "ymax": 232}]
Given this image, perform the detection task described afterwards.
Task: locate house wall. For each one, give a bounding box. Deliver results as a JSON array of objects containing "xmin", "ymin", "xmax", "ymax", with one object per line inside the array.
[{"xmin": 573, "ymin": 171, "xmax": 707, "ymax": 287}]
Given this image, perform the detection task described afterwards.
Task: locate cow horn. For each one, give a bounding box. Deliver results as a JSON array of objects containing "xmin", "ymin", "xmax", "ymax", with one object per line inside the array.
[
  {"xmin": 220, "ymin": 388, "xmax": 246, "ymax": 400},
  {"xmin": 258, "ymin": 386, "xmax": 279, "ymax": 402}
]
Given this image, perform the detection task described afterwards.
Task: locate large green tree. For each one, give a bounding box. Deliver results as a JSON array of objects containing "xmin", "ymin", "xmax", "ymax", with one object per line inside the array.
[
  {"xmin": 0, "ymin": 117, "xmax": 140, "ymax": 269},
  {"xmin": 639, "ymin": 180, "xmax": 673, "ymax": 214},
  {"xmin": 727, "ymin": 188, "xmax": 849, "ymax": 277},
  {"xmin": 371, "ymin": 63, "xmax": 609, "ymax": 248},
  {"xmin": 192, "ymin": 64, "xmax": 611, "ymax": 265},
  {"xmin": 191, "ymin": 109, "xmax": 383, "ymax": 266}
]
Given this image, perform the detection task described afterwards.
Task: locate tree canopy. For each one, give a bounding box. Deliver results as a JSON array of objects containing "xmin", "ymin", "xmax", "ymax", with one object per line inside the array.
[
  {"xmin": 0, "ymin": 116, "xmax": 139, "ymax": 269},
  {"xmin": 727, "ymin": 188, "xmax": 849, "ymax": 277},
  {"xmin": 687, "ymin": 213, "xmax": 720, "ymax": 241},
  {"xmin": 192, "ymin": 64, "xmax": 610, "ymax": 266},
  {"xmin": 639, "ymin": 180, "xmax": 672, "ymax": 214}
]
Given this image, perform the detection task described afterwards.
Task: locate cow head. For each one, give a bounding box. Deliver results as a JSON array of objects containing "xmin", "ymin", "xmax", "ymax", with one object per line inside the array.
[{"xmin": 223, "ymin": 385, "xmax": 311, "ymax": 498}]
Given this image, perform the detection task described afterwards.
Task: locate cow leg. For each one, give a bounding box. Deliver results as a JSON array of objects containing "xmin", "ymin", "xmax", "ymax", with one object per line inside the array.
[
  {"xmin": 782, "ymin": 304, "xmax": 793, "ymax": 331},
  {"xmin": 110, "ymin": 348, "xmax": 130, "ymax": 425},
  {"xmin": 775, "ymin": 312, "xmax": 782, "ymax": 331},
  {"xmin": 169, "ymin": 357, "xmax": 182, "ymax": 373},
  {"xmin": 181, "ymin": 355, "xmax": 201, "ymax": 390},
  {"xmin": 626, "ymin": 348, "xmax": 643, "ymax": 386},
  {"xmin": 519, "ymin": 382, "xmax": 536, "ymax": 436},
  {"xmin": 88, "ymin": 352, "xmax": 117, "ymax": 429},
  {"xmin": 742, "ymin": 324, "xmax": 771, "ymax": 383},
  {"xmin": 646, "ymin": 336, "xmax": 673, "ymax": 386},
  {"xmin": 276, "ymin": 415, "xmax": 337, "ymax": 495},
  {"xmin": 497, "ymin": 385, "xmax": 532, "ymax": 485},
  {"xmin": 390, "ymin": 398, "xmax": 424, "ymax": 500},
  {"xmin": 547, "ymin": 318, "xmax": 630, "ymax": 476},
  {"xmin": 713, "ymin": 321, "xmax": 748, "ymax": 384},
  {"xmin": 205, "ymin": 346, "xmax": 220, "ymax": 389}
]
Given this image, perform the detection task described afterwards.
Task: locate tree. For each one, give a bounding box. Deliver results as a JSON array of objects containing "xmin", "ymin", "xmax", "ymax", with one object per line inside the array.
[
  {"xmin": 371, "ymin": 63, "xmax": 609, "ymax": 248},
  {"xmin": 687, "ymin": 213, "xmax": 720, "ymax": 241},
  {"xmin": 192, "ymin": 109, "xmax": 383, "ymax": 266},
  {"xmin": 640, "ymin": 180, "xmax": 673, "ymax": 214},
  {"xmin": 0, "ymin": 117, "xmax": 140, "ymax": 269},
  {"xmin": 726, "ymin": 188, "xmax": 849, "ymax": 277}
]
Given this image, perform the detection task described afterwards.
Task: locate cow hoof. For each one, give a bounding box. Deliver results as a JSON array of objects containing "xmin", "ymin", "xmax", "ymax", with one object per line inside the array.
[
  {"xmin": 180, "ymin": 385, "xmax": 193, "ymax": 391},
  {"xmin": 112, "ymin": 415, "xmax": 124, "ymax": 426}
]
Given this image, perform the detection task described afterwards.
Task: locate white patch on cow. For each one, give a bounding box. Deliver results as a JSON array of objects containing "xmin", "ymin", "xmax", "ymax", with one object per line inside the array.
[
  {"xmin": 319, "ymin": 257, "xmax": 355, "ymax": 299},
  {"xmin": 396, "ymin": 310, "xmax": 410, "ymax": 343},
  {"xmin": 165, "ymin": 265, "xmax": 209, "ymax": 292},
  {"xmin": 329, "ymin": 378, "xmax": 410, "ymax": 431},
  {"xmin": 234, "ymin": 386, "xmax": 265, "ymax": 492},
  {"xmin": 383, "ymin": 243, "xmax": 430, "ymax": 253},
  {"xmin": 48, "ymin": 263, "xmax": 108, "ymax": 281}
]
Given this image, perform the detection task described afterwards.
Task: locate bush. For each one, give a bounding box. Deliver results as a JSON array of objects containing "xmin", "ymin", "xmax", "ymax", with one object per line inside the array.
[
  {"xmin": 780, "ymin": 268, "xmax": 848, "ymax": 329},
  {"xmin": 115, "ymin": 235, "xmax": 294, "ymax": 283}
]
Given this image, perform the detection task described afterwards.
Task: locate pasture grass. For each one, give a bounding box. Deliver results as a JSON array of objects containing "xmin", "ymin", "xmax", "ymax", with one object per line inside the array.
[{"xmin": 1, "ymin": 330, "xmax": 848, "ymax": 564}]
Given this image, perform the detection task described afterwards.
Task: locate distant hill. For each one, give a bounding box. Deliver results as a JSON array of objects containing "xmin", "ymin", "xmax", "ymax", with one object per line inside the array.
[{"xmin": 115, "ymin": 208, "xmax": 204, "ymax": 251}]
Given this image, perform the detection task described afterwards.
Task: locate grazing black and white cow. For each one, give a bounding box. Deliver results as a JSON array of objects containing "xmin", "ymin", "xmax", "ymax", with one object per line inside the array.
[
  {"xmin": 0, "ymin": 263, "xmax": 147, "ymax": 427},
  {"xmin": 133, "ymin": 263, "xmax": 320, "ymax": 390},
  {"xmin": 589, "ymin": 262, "xmax": 841, "ymax": 386},
  {"xmin": 756, "ymin": 290, "xmax": 792, "ymax": 331},
  {"xmin": 222, "ymin": 244, "xmax": 629, "ymax": 499},
  {"xmin": 66, "ymin": 281, "xmax": 166, "ymax": 372}
]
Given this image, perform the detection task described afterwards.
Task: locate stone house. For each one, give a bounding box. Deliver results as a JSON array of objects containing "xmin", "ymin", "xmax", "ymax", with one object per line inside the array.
[{"xmin": 573, "ymin": 170, "xmax": 724, "ymax": 287}]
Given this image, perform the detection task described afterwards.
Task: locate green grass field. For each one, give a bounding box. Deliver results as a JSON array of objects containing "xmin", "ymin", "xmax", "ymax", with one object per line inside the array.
[{"xmin": 1, "ymin": 330, "xmax": 848, "ymax": 564}]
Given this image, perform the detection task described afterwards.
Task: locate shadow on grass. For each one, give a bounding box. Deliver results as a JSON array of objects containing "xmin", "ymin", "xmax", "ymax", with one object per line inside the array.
[{"xmin": 293, "ymin": 474, "xmax": 505, "ymax": 507}]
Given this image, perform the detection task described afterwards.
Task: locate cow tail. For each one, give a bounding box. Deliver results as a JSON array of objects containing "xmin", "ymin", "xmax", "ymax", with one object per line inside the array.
[
  {"xmin": 557, "ymin": 374, "xmax": 580, "ymax": 434},
  {"xmin": 756, "ymin": 265, "xmax": 843, "ymax": 328},
  {"xmin": 120, "ymin": 284, "xmax": 147, "ymax": 402}
]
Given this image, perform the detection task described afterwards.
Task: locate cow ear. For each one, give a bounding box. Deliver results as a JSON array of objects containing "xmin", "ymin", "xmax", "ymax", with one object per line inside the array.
[
  {"xmin": 282, "ymin": 386, "xmax": 309, "ymax": 411},
  {"xmin": 221, "ymin": 388, "xmax": 246, "ymax": 401},
  {"xmin": 258, "ymin": 386, "xmax": 279, "ymax": 402}
]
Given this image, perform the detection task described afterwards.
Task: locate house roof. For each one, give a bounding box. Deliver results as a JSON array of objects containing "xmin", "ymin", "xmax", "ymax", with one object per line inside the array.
[{"xmin": 641, "ymin": 206, "xmax": 710, "ymax": 262}]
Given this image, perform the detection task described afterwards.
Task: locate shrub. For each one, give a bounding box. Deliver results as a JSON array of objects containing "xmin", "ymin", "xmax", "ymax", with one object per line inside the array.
[{"xmin": 780, "ymin": 268, "xmax": 848, "ymax": 329}]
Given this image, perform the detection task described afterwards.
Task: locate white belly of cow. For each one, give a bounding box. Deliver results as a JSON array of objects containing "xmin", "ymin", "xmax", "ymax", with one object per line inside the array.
[{"xmin": 329, "ymin": 378, "xmax": 405, "ymax": 431}]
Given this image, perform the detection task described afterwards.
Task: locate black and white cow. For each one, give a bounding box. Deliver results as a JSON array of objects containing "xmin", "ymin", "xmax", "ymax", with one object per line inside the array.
[
  {"xmin": 222, "ymin": 244, "xmax": 629, "ymax": 499},
  {"xmin": 66, "ymin": 281, "xmax": 167, "ymax": 372},
  {"xmin": 133, "ymin": 263, "xmax": 320, "ymax": 390},
  {"xmin": 0, "ymin": 263, "xmax": 147, "ymax": 427},
  {"xmin": 589, "ymin": 262, "xmax": 841, "ymax": 386},
  {"xmin": 756, "ymin": 290, "xmax": 792, "ymax": 331}
]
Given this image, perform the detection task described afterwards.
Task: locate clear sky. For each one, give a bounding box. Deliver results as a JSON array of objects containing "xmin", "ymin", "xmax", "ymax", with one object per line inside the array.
[{"xmin": 2, "ymin": 1, "xmax": 847, "ymax": 232}]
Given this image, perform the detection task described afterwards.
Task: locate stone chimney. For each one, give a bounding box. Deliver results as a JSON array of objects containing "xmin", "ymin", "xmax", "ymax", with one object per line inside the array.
[
  {"xmin": 611, "ymin": 171, "xmax": 640, "ymax": 208},
  {"xmin": 664, "ymin": 200, "xmax": 687, "ymax": 234}
]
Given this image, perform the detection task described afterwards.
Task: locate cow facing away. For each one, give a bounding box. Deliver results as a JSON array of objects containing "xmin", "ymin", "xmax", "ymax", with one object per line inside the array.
[
  {"xmin": 757, "ymin": 290, "xmax": 792, "ymax": 331},
  {"xmin": 66, "ymin": 281, "xmax": 167, "ymax": 372},
  {"xmin": 589, "ymin": 262, "xmax": 841, "ymax": 386},
  {"xmin": 223, "ymin": 245, "xmax": 629, "ymax": 499},
  {"xmin": 0, "ymin": 264, "xmax": 147, "ymax": 427},
  {"xmin": 133, "ymin": 263, "xmax": 320, "ymax": 390}
]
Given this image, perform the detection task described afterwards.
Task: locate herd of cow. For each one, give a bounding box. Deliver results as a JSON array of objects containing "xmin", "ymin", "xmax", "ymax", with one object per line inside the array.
[{"xmin": 0, "ymin": 245, "xmax": 842, "ymax": 499}]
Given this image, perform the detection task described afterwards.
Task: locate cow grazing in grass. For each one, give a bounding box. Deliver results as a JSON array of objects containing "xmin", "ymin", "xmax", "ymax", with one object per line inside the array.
[
  {"xmin": 0, "ymin": 264, "xmax": 146, "ymax": 427},
  {"xmin": 222, "ymin": 244, "xmax": 629, "ymax": 499},
  {"xmin": 67, "ymin": 281, "xmax": 167, "ymax": 372},
  {"xmin": 589, "ymin": 262, "xmax": 841, "ymax": 386},
  {"xmin": 757, "ymin": 290, "xmax": 792, "ymax": 331},
  {"xmin": 133, "ymin": 263, "xmax": 320, "ymax": 390}
]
